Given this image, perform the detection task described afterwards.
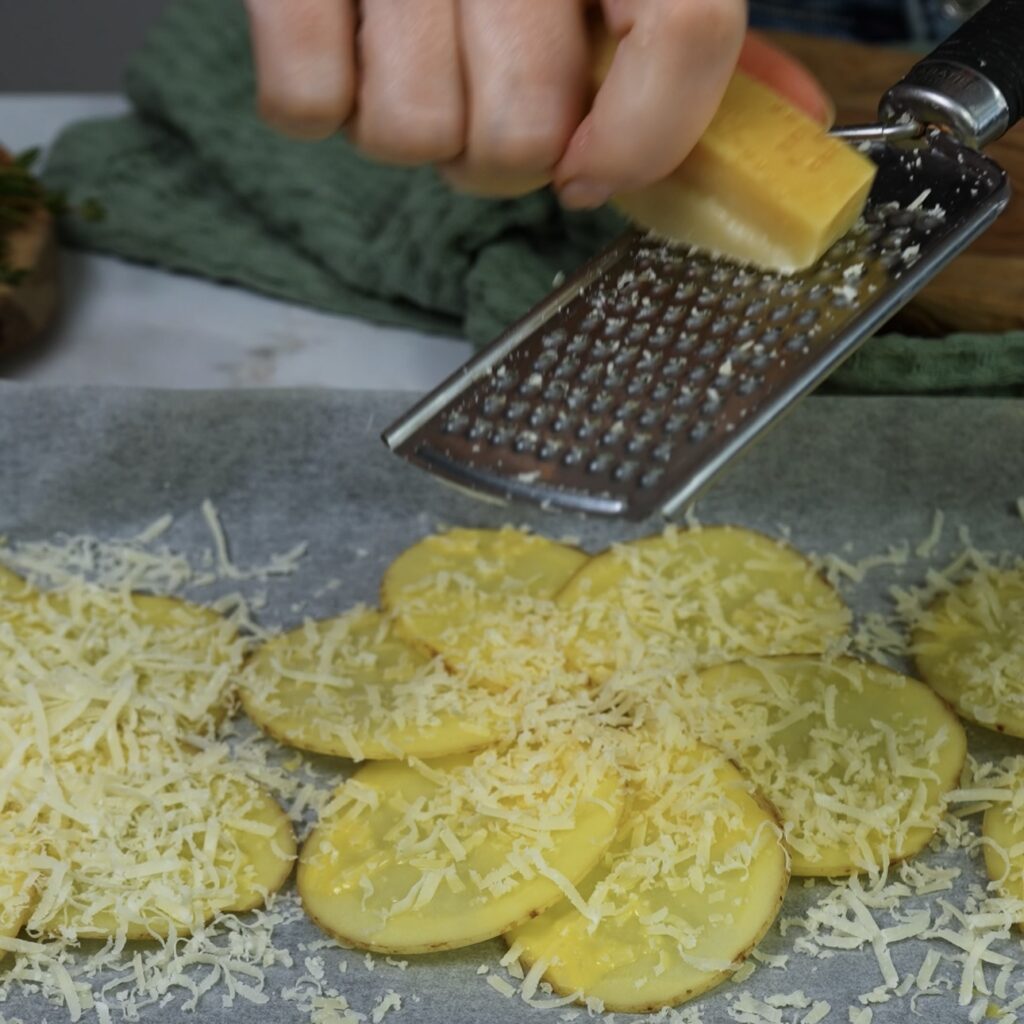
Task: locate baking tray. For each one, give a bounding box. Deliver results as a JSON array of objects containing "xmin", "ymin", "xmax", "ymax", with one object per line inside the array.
[{"xmin": 1, "ymin": 384, "xmax": 1023, "ymax": 1023}]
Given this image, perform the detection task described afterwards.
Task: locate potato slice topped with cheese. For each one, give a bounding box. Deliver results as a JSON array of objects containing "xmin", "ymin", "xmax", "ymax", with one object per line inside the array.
[
  {"xmin": 912, "ymin": 565, "xmax": 1024, "ymax": 738},
  {"xmin": 0, "ymin": 585, "xmax": 244, "ymax": 741},
  {"xmin": 381, "ymin": 527, "xmax": 589, "ymax": 690},
  {"xmin": 0, "ymin": 831, "xmax": 36, "ymax": 960},
  {"xmin": 685, "ymin": 656, "xmax": 966, "ymax": 875},
  {"xmin": 506, "ymin": 736, "xmax": 788, "ymax": 1012},
  {"xmin": 241, "ymin": 606, "xmax": 507, "ymax": 761},
  {"xmin": 298, "ymin": 738, "xmax": 624, "ymax": 953},
  {"xmin": 980, "ymin": 759, "xmax": 1024, "ymax": 908},
  {"xmin": 30, "ymin": 753, "xmax": 295, "ymax": 940},
  {"xmin": 557, "ymin": 526, "xmax": 849, "ymax": 682}
]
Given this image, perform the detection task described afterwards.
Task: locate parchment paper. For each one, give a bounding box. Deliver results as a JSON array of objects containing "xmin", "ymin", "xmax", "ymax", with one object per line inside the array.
[{"xmin": 2, "ymin": 383, "xmax": 1023, "ymax": 1024}]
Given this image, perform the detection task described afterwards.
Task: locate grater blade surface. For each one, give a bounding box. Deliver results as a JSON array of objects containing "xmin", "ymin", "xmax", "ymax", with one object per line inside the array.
[{"xmin": 383, "ymin": 133, "xmax": 1009, "ymax": 520}]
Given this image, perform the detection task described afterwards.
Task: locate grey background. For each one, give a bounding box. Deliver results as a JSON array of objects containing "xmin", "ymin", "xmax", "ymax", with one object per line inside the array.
[{"xmin": 0, "ymin": 0, "xmax": 168, "ymax": 91}]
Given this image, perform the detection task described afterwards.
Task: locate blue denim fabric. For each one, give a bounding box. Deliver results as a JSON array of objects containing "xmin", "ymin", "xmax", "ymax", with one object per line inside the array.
[{"xmin": 748, "ymin": 0, "xmax": 970, "ymax": 42}]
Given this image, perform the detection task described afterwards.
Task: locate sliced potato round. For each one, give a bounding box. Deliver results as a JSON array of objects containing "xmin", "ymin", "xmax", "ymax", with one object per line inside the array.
[
  {"xmin": 298, "ymin": 739, "xmax": 624, "ymax": 953},
  {"xmin": 557, "ymin": 526, "xmax": 850, "ymax": 682},
  {"xmin": 0, "ymin": 586, "xmax": 243, "ymax": 743},
  {"xmin": 507, "ymin": 737, "xmax": 788, "ymax": 1012},
  {"xmin": 981, "ymin": 762, "xmax": 1024, "ymax": 906},
  {"xmin": 240, "ymin": 606, "xmax": 507, "ymax": 761},
  {"xmin": 913, "ymin": 565, "xmax": 1024, "ymax": 738},
  {"xmin": 686, "ymin": 656, "xmax": 966, "ymax": 876},
  {"xmin": 33, "ymin": 759, "xmax": 295, "ymax": 940},
  {"xmin": 381, "ymin": 527, "xmax": 589, "ymax": 690},
  {"xmin": 0, "ymin": 832, "xmax": 36, "ymax": 960}
]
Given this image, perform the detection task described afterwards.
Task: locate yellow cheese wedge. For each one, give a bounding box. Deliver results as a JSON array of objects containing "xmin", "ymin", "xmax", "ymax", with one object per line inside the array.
[
  {"xmin": 611, "ymin": 70, "xmax": 876, "ymax": 271},
  {"xmin": 33, "ymin": 762, "xmax": 295, "ymax": 940},
  {"xmin": 298, "ymin": 740, "xmax": 624, "ymax": 953},
  {"xmin": 506, "ymin": 737, "xmax": 788, "ymax": 1012},
  {"xmin": 380, "ymin": 527, "xmax": 589, "ymax": 691},
  {"xmin": 689, "ymin": 656, "xmax": 967, "ymax": 875},
  {"xmin": 556, "ymin": 525, "xmax": 850, "ymax": 683},
  {"xmin": 912, "ymin": 565, "xmax": 1024, "ymax": 738},
  {"xmin": 0, "ymin": 831, "xmax": 36, "ymax": 960},
  {"xmin": 240, "ymin": 606, "xmax": 506, "ymax": 761}
]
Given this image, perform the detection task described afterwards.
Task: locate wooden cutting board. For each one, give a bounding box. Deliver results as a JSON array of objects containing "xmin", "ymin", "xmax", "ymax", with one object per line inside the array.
[{"xmin": 769, "ymin": 31, "xmax": 1024, "ymax": 335}]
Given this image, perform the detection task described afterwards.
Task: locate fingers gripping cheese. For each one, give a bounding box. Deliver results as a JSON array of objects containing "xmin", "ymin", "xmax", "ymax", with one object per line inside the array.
[
  {"xmin": 381, "ymin": 528, "xmax": 589, "ymax": 690},
  {"xmin": 612, "ymin": 72, "xmax": 876, "ymax": 272},
  {"xmin": 298, "ymin": 740, "xmax": 624, "ymax": 953},
  {"xmin": 913, "ymin": 565, "xmax": 1024, "ymax": 738},
  {"xmin": 507, "ymin": 737, "xmax": 789, "ymax": 1012},
  {"xmin": 557, "ymin": 525, "xmax": 850, "ymax": 682},
  {"xmin": 689, "ymin": 656, "xmax": 966, "ymax": 875},
  {"xmin": 241, "ymin": 606, "xmax": 506, "ymax": 761}
]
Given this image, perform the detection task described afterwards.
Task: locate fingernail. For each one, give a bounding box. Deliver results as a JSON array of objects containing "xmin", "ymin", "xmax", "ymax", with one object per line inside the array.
[{"xmin": 558, "ymin": 179, "xmax": 613, "ymax": 210}]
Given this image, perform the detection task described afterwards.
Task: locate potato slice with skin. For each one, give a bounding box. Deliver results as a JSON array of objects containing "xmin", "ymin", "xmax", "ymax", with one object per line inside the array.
[
  {"xmin": 913, "ymin": 565, "xmax": 1024, "ymax": 738},
  {"xmin": 381, "ymin": 527, "xmax": 589, "ymax": 690},
  {"xmin": 981, "ymin": 762, "xmax": 1024, "ymax": 908},
  {"xmin": 557, "ymin": 525, "xmax": 850, "ymax": 683},
  {"xmin": 507, "ymin": 738, "xmax": 788, "ymax": 1012},
  {"xmin": 33, "ymin": 763, "xmax": 295, "ymax": 940},
  {"xmin": 0, "ymin": 585, "xmax": 243, "ymax": 741},
  {"xmin": 240, "ymin": 606, "xmax": 506, "ymax": 761},
  {"xmin": 298, "ymin": 740, "xmax": 624, "ymax": 953},
  {"xmin": 685, "ymin": 656, "xmax": 966, "ymax": 876}
]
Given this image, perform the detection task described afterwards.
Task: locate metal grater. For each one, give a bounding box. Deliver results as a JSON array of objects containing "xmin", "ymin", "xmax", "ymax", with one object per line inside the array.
[{"xmin": 384, "ymin": 0, "xmax": 1023, "ymax": 520}]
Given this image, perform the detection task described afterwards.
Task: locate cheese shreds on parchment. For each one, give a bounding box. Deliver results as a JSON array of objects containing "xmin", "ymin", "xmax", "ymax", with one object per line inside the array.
[
  {"xmin": 0, "ymin": 509, "xmax": 315, "ymax": 1023},
  {"xmin": 6, "ymin": 507, "xmax": 1024, "ymax": 1021}
]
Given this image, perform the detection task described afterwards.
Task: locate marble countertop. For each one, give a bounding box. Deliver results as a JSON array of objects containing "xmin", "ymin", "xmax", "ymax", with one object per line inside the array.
[{"xmin": 0, "ymin": 94, "xmax": 474, "ymax": 391}]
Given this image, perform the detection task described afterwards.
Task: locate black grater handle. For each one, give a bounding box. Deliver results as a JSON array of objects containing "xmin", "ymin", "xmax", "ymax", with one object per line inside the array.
[{"xmin": 880, "ymin": 0, "xmax": 1024, "ymax": 148}]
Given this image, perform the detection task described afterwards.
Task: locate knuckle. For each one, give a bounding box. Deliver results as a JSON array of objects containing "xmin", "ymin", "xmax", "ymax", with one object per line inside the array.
[
  {"xmin": 357, "ymin": 113, "xmax": 464, "ymax": 165},
  {"xmin": 472, "ymin": 122, "xmax": 569, "ymax": 174}
]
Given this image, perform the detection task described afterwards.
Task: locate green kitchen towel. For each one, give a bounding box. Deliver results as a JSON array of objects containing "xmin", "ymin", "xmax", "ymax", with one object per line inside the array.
[{"xmin": 42, "ymin": 0, "xmax": 1024, "ymax": 393}]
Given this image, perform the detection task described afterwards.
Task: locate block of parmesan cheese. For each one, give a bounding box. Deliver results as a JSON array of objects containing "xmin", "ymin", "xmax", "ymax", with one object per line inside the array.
[{"xmin": 611, "ymin": 71, "xmax": 877, "ymax": 272}]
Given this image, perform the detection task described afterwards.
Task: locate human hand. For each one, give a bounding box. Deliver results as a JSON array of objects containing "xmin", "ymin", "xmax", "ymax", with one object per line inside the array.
[{"xmin": 245, "ymin": 1, "xmax": 830, "ymax": 207}]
